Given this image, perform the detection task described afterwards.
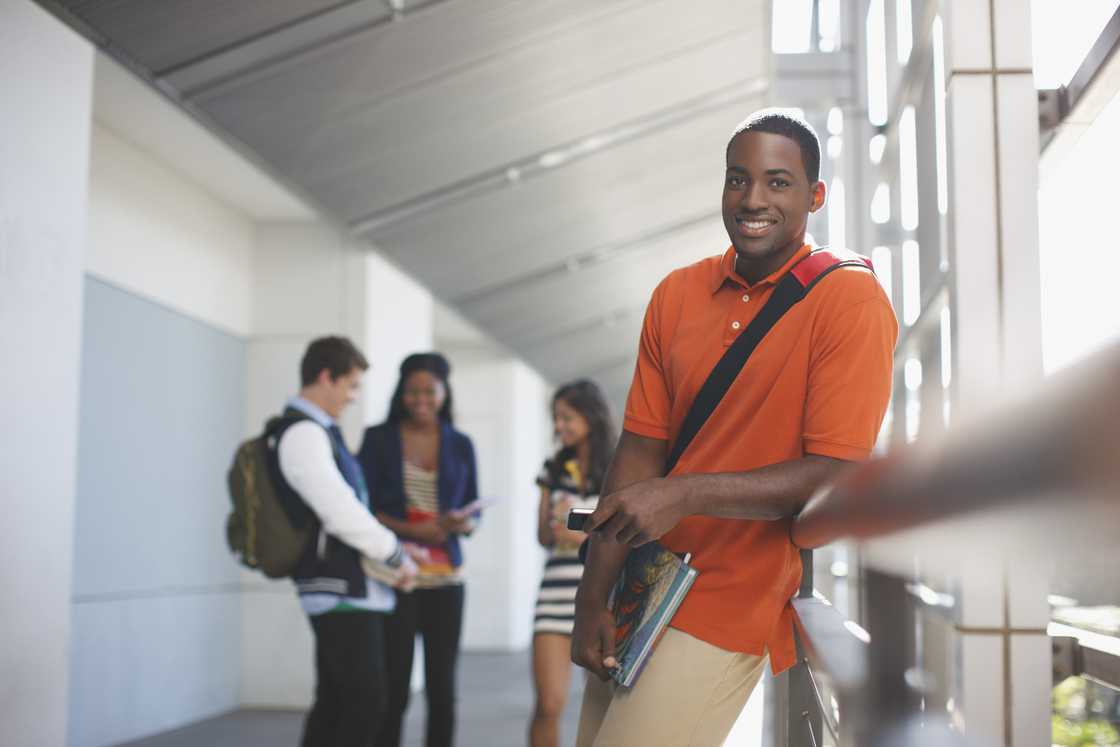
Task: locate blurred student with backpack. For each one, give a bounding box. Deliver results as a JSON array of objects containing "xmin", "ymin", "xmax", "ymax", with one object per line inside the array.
[
  {"xmin": 268, "ymin": 336, "xmax": 422, "ymax": 747},
  {"xmin": 529, "ymin": 380, "xmax": 616, "ymax": 747}
]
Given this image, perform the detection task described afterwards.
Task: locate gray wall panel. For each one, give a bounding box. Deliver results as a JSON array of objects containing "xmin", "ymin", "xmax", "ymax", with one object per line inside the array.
[{"xmin": 69, "ymin": 277, "xmax": 246, "ymax": 746}]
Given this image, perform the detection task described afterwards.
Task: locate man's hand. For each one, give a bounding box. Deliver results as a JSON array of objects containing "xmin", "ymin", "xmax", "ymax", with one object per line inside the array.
[
  {"xmin": 570, "ymin": 602, "xmax": 618, "ymax": 681},
  {"xmin": 585, "ymin": 476, "xmax": 692, "ymax": 547}
]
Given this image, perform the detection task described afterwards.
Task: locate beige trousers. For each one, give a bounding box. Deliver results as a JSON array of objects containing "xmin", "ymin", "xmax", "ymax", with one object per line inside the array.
[{"xmin": 575, "ymin": 628, "xmax": 767, "ymax": 747}]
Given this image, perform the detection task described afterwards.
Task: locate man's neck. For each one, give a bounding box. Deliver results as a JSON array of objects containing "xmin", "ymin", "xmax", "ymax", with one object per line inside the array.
[
  {"xmin": 734, "ymin": 240, "xmax": 805, "ymax": 285},
  {"xmin": 297, "ymin": 388, "xmax": 335, "ymax": 421}
]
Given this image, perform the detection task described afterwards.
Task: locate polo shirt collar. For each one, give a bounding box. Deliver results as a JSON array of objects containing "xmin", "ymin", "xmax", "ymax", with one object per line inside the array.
[{"xmin": 710, "ymin": 243, "xmax": 814, "ymax": 295}]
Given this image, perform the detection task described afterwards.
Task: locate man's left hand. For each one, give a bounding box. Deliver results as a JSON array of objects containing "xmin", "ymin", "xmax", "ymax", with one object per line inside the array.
[{"xmin": 584, "ymin": 477, "xmax": 692, "ymax": 547}]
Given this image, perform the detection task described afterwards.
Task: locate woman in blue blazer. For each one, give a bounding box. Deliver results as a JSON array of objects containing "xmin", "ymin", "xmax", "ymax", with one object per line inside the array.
[{"xmin": 357, "ymin": 352, "xmax": 479, "ymax": 747}]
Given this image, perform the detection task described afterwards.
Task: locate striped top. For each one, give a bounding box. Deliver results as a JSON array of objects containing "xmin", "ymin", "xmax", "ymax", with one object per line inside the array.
[
  {"xmin": 533, "ymin": 458, "xmax": 599, "ymax": 635},
  {"xmin": 403, "ymin": 460, "xmax": 462, "ymax": 587}
]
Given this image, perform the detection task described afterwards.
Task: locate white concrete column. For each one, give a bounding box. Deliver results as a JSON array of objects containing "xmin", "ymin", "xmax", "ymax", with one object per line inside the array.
[
  {"xmin": 942, "ymin": 1, "xmax": 1047, "ymax": 744},
  {"xmin": 434, "ymin": 316, "xmax": 552, "ymax": 650},
  {"xmin": 0, "ymin": 1, "xmax": 93, "ymax": 743}
]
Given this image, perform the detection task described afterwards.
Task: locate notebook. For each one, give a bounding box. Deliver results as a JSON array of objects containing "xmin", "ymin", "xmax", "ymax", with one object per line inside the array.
[{"xmin": 608, "ymin": 541, "xmax": 698, "ymax": 688}]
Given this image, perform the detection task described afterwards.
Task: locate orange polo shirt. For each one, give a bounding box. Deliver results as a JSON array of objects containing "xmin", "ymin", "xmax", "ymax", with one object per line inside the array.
[{"xmin": 623, "ymin": 243, "xmax": 897, "ymax": 673}]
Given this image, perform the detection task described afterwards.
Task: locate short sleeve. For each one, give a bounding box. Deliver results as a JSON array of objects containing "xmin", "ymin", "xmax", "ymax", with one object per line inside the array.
[
  {"xmin": 623, "ymin": 280, "xmax": 672, "ymax": 440},
  {"xmin": 803, "ymin": 294, "xmax": 898, "ymax": 460},
  {"xmin": 535, "ymin": 460, "xmax": 552, "ymax": 489}
]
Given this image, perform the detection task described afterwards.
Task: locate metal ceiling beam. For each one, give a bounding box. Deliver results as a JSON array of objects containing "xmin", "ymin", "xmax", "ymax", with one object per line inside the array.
[
  {"xmin": 455, "ymin": 208, "xmax": 720, "ymax": 306},
  {"xmin": 350, "ymin": 77, "xmax": 767, "ymax": 237},
  {"xmin": 165, "ymin": 0, "xmax": 453, "ymax": 98},
  {"xmin": 513, "ymin": 306, "xmax": 644, "ymax": 352}
]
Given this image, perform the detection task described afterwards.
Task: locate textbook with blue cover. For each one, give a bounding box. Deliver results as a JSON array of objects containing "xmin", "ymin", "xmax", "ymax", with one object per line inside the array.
[{"xmin": 609, "ymin": 542, "xmax": 698, "ymax": 688}]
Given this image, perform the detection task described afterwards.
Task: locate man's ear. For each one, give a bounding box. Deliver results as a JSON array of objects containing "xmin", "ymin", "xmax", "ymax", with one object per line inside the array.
[
  {"xmin": 809, "ymin": 181, "xmax": 827, "ymax": 213},
  {"xmin": 316, "ymin": 368, "xmax": 334, "ymax": 387}
]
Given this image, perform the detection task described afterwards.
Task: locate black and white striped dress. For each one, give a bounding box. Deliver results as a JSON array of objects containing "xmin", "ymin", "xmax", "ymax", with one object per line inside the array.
[{"xmin": 533, "ymin": 459, "xmax": 598, "ymax": 636}]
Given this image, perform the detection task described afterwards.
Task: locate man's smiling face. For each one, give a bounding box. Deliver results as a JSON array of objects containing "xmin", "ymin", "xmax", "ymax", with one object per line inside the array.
[{"xmin": 722, "ymin": 130, "xmax": 825, "ymax": 282}]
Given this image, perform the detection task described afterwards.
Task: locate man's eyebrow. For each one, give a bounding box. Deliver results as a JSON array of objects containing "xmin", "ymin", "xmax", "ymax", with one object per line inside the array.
[
  {"xmin": 726, "ymin": 165, "xmax": 748, "ymax": 174},
  {"xmin": 764, "ymin": 168, "xmax": 796, "ymax": 178}
]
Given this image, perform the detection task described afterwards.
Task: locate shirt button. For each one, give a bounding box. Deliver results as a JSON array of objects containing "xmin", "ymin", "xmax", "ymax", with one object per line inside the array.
[
  {"xmin": 731, "ymin": 321, "xmax": 741, "ymax": 330},
  {"xmin": 742, "ymin": 294, "xmax": 750, "ymax": 302}
]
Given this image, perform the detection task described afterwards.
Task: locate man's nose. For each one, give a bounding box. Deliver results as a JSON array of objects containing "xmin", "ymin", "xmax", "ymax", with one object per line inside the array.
[{"xmin": 741, "ymin": 182, "xmax": 767, "ymax": 210}]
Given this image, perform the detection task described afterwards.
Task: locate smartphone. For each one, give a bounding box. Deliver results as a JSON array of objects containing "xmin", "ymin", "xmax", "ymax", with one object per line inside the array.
[{"xmin": 566, "ymin": 507, "xmax": 594, "ymax": 531}]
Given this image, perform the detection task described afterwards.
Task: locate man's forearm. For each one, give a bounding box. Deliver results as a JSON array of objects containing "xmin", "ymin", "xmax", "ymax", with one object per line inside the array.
[
  {"xmin": 680, "ymin": 455, "xmax": 850, "ymax": 520},
  {"xmin": 575, "ymin": 534, "xmax": 630, "ymax": 605},
  {"xmin": 577, "ymin": 430, "xmax": 668, "ymax": 605}
]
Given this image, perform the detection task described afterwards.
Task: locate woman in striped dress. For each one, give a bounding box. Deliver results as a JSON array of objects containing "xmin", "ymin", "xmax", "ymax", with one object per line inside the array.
[{"xmin": 530, "ymin": 380, "xmax": 615, "ymax": 747}]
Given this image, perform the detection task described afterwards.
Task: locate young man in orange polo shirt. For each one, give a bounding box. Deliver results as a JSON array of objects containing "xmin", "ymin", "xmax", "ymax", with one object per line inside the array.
[{"xmin": 571, "ymin": 110, "xmax": 897, "ymax": 746}]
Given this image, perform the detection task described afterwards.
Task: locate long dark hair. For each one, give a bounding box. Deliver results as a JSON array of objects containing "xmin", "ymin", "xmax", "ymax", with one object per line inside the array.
[
  {"xmin": 547, "ymin": 379, "xmax": 616, "ymax": 495},
  {"xmin": 387, "ymin": 352, "xmax": 454, "ymax": 425}
]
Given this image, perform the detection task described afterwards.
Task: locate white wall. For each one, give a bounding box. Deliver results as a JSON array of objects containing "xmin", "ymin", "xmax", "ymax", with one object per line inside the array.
[
  {"xmin": 451, "ymin": 351, "xmax": 552, "ymax": 650},
  {"xmin": 241, "ymin": 223, "xmax": 364, "ymax": 707},
  {"xmin": 0, "ymin": 2, "xmax": 92, "ymax": 744},
  {"xmin": 364, "ymin": 251, "xmax": 434, "ymax": 425},
  {"xmin": 68, "ymin": 80, "xmax": 267, "ymax": 747},
  {"xmin": 86, "ymin": 124, "xmax": 256, "ymax": 336}
]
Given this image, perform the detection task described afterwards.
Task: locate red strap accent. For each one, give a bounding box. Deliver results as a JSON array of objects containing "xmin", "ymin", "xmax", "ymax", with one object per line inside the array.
[{"xmin": 789, "ymin": 248, "xmax": 874, "ymax": 288}]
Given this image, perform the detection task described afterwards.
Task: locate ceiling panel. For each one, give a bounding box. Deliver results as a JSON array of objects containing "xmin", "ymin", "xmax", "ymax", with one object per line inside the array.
[
  {"xmin": 58, "ymin": 0, "xmax": 353, "ymax": 72},
  {"xmin": 372, "ymin": 94, "xmax": 761, "ymax": 298},
  {"xmin": 50, "ymin": 0, "xmax": 774, "ymax": 391},
  {"xmin": 460, "ymin": 219, "xmax": 727, "ymax": 347},
  {"xmin": 193, "ymin": 0, "xmax": 764, "ymax": 220}
]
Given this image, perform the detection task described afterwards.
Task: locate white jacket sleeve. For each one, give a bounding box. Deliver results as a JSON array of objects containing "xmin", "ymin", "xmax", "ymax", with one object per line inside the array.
[{"xmin": 277, "ymin": 421, "xmax": 401, "ymax": 564}]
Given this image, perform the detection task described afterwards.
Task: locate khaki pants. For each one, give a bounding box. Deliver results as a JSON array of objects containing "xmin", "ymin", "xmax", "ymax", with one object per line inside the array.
[{"xmin": 575, "ymin": 628, "xmax": 767, "ymax": 747}]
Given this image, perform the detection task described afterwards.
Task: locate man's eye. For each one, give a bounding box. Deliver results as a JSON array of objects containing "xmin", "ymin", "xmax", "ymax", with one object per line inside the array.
[{"xmin": 770, "ymin": 179, "xmax": 790, "ymax": 188}]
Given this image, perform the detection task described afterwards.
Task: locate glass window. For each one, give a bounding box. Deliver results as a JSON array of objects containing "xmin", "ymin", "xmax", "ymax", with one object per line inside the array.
[
  {"xmin": 896, "ymin": 0, "xmax": 914, "ymax": 64},
  {"xmin": 902, "ymin": 239, "xmax": 921, "ymax": 325},
  {"xmin": 932, "ymin": 16, "xmax": 949, "ymax": 218},
  {"xmin": 1031, "ymin": 0, "xmax": 1120, "ymax": 88},
  {"xmin": 871, "ymin": 183, "xmax": 891, "ymax": 224},
  {"xmin": 1038, "ymin": 76, "xmax": 1120, "ymax": 372},
  {"xmin": 867, "ymin": 0, "xmax": 889, "ymax": 126},
  {"xmin": 829, "ymin": 178, "xmax": 847, "ymax": 250},
  {"xmin": 899, "ymin": 106, "xmax": 919, "ymax": 231},
  {"xmin": 819, "ymin": 0, "xmax": 842, "ymax": 51},
  {"xmin": 772, "ymin": 0, "xmax": 814, "ymax": 53},
  {"xmin": 872, "ymin": 246, "xmax": 894, "ymax": 299}
]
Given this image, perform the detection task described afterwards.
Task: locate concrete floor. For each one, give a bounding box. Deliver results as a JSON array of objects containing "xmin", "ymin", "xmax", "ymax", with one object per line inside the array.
[{"xmin": 116, "ymin": 650, "xmax": 583, "ymax": 747}]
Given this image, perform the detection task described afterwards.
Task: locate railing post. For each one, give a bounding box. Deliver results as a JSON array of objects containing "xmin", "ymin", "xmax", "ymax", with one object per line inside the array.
[
  {"xmin": 788, "ymin": 549, "xmax": 823, "ymax": 746},
  {"xmin": 848, "ymin": 568, "xmax": 919, "ymax": 746}
]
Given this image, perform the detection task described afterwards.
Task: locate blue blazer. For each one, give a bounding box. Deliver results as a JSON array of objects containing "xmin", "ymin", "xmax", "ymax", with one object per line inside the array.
[{"xmin": 356, "ymin": 421, "xmax": 478, "ymax": 568}]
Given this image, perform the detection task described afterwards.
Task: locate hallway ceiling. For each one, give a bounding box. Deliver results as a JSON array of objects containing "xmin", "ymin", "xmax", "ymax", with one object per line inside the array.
[{"xmin": 48, "ymin": 0, "xmax": 770, "ymax": 407}]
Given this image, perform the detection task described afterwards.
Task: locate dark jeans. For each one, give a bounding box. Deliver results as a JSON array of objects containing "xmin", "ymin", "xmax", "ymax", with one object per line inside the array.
[
  {"xmin": 378, "ymin": 584, "xmax": 465, "ymax": 747},
  {"xmin": 301, "ymin": 610, "xmax": 387, "ymax": 747}
]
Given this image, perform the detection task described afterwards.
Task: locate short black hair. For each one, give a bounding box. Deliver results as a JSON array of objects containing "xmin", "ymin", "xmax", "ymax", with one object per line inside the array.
[
  {"xmin": 387, "ymin": 352, "xmax": 454, "ymax": 425},
  {"xmin": 300, "ymin": 336, "xmax": 369, "ymax": 387},
  {"xmin": 727, "ymin": 108, "xmax": 821, "ymax": 183}
]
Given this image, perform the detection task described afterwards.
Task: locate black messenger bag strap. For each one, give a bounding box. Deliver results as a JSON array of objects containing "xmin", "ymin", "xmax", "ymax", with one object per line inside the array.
[{"xmin": 663, "ymin": 249, "xmax": 873, "ymax": 475}]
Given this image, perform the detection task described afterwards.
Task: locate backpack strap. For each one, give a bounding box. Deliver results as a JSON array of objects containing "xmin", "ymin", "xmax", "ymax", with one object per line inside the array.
[{"xmin": 664, "ymin": 248, "xmax": 874, "ymax": 474}]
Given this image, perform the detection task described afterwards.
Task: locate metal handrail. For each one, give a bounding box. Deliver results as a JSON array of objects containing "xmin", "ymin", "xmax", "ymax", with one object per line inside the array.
[
  {"xmin": 792, "ymin": 342, "xmax": 1120, "ymax": 550},
  {"xmin": 783, "ymin": 342, "xmax": 1120, "ymax": 746}
]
